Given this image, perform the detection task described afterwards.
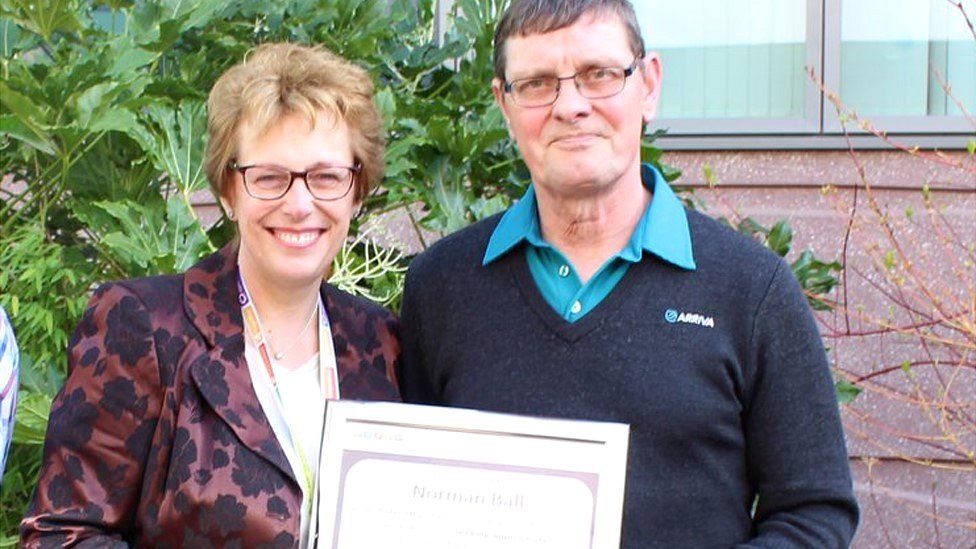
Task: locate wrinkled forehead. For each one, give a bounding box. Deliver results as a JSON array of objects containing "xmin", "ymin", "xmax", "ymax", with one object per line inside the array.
[
  {"xmin": 502, "ymin": 12, "xmax": 636, "ymax": 76},
  {"xmin": 495, "ymin": 3, "xmax": 645, "ymax": 77}
]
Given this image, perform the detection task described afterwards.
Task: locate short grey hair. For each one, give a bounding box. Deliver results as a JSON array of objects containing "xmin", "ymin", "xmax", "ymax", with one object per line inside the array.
[{"xmin": 492, "ymin": 0, "xmax": 646, "ymax": 80}]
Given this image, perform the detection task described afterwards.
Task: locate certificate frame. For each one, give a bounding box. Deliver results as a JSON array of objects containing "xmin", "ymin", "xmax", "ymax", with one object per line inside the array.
[{"xmin": 310, "ymin": 401, "xmax": 629, "ymax": 549}]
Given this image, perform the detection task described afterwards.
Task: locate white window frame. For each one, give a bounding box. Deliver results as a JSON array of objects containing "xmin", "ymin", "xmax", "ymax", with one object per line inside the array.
[
  {"xmin": 438, "ymin": 0, "xmax": 974, "ymax": 150},
  {"xmin": 653, "ymin": 0, "xmax": 824, "ymax": 136},
  {"xmin": 820, "ymin": 0, "xmax": 975, "ymax": 135}
]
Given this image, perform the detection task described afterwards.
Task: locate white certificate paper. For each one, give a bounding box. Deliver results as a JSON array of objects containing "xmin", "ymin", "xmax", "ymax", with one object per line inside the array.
[{"xmin": 310, "ymin": 401, "xmax": 629, "ymax": 549}]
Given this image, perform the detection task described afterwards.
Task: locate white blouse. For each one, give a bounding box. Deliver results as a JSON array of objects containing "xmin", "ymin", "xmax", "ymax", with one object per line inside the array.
[{"xmin": 244, "ymin": 339, "xmax": 326, "ymax": 547}]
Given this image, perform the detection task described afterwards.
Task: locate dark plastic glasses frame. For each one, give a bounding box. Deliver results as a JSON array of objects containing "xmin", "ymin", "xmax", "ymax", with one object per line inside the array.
[
  {"xmin": 503, "ymin": 56, "xmax": 644, "ymax": 108},
  {"xmin": 228, "ymin": 161, "xmax": 361, "ymax": 201}
]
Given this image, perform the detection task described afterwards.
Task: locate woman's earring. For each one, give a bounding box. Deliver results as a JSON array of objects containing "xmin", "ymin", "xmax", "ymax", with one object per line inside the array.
[{"xmin": 226, "ymin": 208, "xmax": 235, "ymax": 220}]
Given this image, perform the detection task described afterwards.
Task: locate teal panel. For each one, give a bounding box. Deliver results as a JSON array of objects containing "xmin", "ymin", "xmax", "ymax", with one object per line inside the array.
[
  {"xmin": 942, "ymin": 40, "xmax": 976, "ymax": 117},
  {"xmin": 703, "ymin": 44, "xmax": 729, "ymax": 117},
  {"xmin": 747, "ymin": 44, "xmax": 772, "ymax": 117},
  {"xmin": 842, "ymin": 40, "xmax": 974, "ymax": 117},
  {"xmin": 657, "ymin": 44, "xmax": 806, "ymax": 119}
]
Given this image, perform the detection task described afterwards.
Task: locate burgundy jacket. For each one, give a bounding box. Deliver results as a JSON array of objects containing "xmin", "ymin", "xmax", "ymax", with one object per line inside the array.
[{"xmin": 22, "ymin": 244, "xmax": 400, "ymax": 547}]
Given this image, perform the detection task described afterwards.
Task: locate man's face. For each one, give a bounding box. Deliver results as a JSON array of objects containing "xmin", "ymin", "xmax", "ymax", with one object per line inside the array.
[{"xmin": 493, "ymin": 13, "xmax": 661, "ymax": 200}]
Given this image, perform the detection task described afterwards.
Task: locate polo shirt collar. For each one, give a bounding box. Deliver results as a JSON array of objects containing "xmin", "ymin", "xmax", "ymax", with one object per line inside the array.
[{"xmin": 483, "ymin": 164, "xmax": 696, "ymax": 270}]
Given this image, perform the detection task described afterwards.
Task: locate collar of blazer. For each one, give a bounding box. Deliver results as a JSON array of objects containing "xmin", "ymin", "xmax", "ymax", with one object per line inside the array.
[
  {"xmin": 182, "ymin": 241, "xmax": 297, "ymax": 486},
  {"xmin": 178, "ymin": 242, "xmax": 377, "ymax": 488}
]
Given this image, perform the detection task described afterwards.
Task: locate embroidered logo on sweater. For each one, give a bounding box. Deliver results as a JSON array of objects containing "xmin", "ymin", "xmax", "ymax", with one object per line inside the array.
[{"xmin": 665, "ymin": 308, "xmax": 715, "ymax": 328}]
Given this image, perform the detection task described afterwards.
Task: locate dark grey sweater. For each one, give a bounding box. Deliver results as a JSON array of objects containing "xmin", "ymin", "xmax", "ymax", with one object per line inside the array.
[{"xmin": 399, "ymin": 209, "xmax": 858, "ymax": 548}]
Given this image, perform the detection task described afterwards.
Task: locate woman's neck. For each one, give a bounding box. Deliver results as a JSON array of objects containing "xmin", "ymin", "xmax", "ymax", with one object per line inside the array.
[{"xmin": 238, "ymin": 252, "xmax": 321, "ymax": 369}]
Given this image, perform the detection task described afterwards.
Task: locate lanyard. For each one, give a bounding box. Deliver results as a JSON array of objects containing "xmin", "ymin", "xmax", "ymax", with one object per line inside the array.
[{"xmin": 236, "ymin": 270, "xmax": 340, "ymax": 508}]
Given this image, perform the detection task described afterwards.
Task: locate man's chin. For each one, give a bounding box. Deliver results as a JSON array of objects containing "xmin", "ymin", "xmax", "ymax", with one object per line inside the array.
[{"xmin": 538, "ymin": 165, "xmax": 612, "ymax": 193}]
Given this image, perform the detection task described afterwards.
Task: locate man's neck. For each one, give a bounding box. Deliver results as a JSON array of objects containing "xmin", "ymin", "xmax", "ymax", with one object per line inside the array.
[{"xmin": 535, "ymin": 172, "xmax": 651, "ymax": 283}]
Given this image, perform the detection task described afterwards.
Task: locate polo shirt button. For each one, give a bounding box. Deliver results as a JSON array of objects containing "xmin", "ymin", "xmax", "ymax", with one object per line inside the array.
[
  {"xmin": 558, "ymin": 265, "xmax": 570, "ymax": 277},
  {"xmin": 570, "ymin": 301, "xmax": 582, "ymax": 314}
]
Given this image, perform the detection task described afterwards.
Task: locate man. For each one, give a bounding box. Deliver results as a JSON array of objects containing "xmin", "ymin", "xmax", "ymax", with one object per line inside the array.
[
  {"xmin": 0, "ymin": 305, "xmax": 19, "ymax": 477},
  {"xmin": 398, "ymin": 0, "xmax": 858, "ymax": 546}
]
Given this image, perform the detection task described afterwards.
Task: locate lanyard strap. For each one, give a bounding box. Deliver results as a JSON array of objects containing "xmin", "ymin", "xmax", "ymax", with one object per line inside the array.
[
  {"xmin": 236, "ymin": 270, "xmax": 339, "ymax": 504},
  {"xmin": 237, "ymin": 271, "xmax": 340, "ymax": 398}
]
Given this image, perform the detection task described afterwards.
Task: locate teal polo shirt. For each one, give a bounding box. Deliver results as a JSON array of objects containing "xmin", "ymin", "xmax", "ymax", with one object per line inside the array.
[{"xmin": 483, "ymin": 164, "xmax": 697, "ymax": 322}]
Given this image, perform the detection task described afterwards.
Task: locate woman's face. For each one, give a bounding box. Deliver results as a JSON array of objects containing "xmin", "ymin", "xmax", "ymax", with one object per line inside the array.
[{"xmin": 226, "ymin": 112, "xmax": 359, "ymax": 290}]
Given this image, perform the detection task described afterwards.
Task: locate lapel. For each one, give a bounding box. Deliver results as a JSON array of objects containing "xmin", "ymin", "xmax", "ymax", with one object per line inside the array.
[
  {"xmin": 182, "ymin": 243, "xmax": 295, "ymax": 485},
  {"xmin": 320, "ymin": 283, "xmax": 401, "ymax": 402},
  {"xmin": 320, "ymin": 284, "xmax": 356, "ymax": 387}
]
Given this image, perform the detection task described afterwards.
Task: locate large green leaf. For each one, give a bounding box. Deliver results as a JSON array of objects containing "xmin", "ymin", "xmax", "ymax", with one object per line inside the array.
[
  {"xmin": 16, "ymin": 353, "xmax": 65, "ymax": 398},
  {"xmin": 130, "ymin": 0, "xmax": 233, "ymax": 50},
  {"xmin": 791, "ymin": 251, "xmax": 842, "ymax": 311},
  {"xmin": 0, "ymin": 17, "xmax": 33, "ymax": 58},
  {"xmin": 0, "ymin": 113, "xmax": 56, "ymax": 155},
  {"xmin": 75, "ymin": 197, "xmax": 213, "ymax": 276},
  {"xmin": 0, "ymin": 81, "xmax": 56, "ymax": 155},
  {"xmin": 161, "ymin": 196, "xmax": 214, "ymax": 271},
  {"xmin": 12, "ymin": 392, "xmax": 53, "ymax": 445},
  {"xmin": 87, "ymin": 107, "xmax": 142, "ymax": 135},
  {"xmin": 126, "ymin": 100, "xmax": 209, "ymax": 193},
  {"xmin": 73, "ymin": 81, "xmax": 122, "ymax": 127},
  {"xmin": 65, "ymin": 134, "xmax": 158, "ymax": 201},
  {"xmin": 766, "ymin": 220, "xmax": 794, "ymax": 257},
  {"xmin": 425, "ymin": 156, "xmax": 471, "ymax": 234},
  {"xmin": 0, "ymin": 0, "xmax": 82, "ymax": 42},
  {"xmin": 105, "ymin": 38, "xmax": 158, "ymax": 78}
]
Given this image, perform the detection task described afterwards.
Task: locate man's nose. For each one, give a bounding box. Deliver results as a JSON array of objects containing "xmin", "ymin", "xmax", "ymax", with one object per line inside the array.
[{"xmin": 551, "ymin": 79, "xmax": 592, "ymax": 121}]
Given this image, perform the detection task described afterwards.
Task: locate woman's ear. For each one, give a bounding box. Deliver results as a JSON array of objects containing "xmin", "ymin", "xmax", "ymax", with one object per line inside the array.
[{"xmin": 219, "ymin": 196, "xmax": 235, "ymax": 220}]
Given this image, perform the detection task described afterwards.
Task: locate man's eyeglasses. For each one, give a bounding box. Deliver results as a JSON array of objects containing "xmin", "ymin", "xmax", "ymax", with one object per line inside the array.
[
  {"xmin": 503, "ymin": 56, "xmax": 643, "ymax": 108},
  {"xmin": 228, "ymin": 161, "xmax": 360, "ymax": 201}
]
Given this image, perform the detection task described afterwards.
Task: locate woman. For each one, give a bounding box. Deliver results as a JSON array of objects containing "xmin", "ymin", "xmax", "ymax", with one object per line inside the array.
[{"xmin": 22, "ymin": 43, "xmax": 399, "ymax": 547}]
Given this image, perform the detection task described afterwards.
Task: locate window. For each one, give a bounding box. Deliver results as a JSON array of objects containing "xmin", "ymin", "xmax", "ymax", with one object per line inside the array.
[
  {"xmin": 824, "ymin": 0, "xmax": 975, "ymax": 133},
  {"xmin": 639, "ymin": 0, "xmax": 821, "ymax": 134},
  {"xmin": 639, "ymin": 0, "xmax": 974, "ymax": 147},
  {"xmin": 439, "ymin": 0, "xmax": 973, "ymax": 149}
]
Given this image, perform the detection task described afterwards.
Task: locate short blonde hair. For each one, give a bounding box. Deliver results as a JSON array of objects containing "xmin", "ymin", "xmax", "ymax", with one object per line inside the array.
[{"xmin": 205, "ymin": 43, "xmax": 385, "ymax": 202}]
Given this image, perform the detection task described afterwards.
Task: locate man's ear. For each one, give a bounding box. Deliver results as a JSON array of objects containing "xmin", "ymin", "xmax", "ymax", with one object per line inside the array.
[
  {"xmin": 492, "ymin": 78, "xmax": 515, "ymax": 140},
  {"xmin": 640, "ymin": 53, "xmax": 663, "ymax": 124}
]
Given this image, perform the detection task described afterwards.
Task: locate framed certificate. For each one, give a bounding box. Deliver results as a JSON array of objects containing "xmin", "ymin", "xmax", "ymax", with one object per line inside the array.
[{"xmin": 310, "ymin": 401, "xmax": 629, "ymax": 549}]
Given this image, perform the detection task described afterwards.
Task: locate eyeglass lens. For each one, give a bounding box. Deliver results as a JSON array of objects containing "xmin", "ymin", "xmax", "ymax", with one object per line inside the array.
[{"xmin": 243, "ymin": 166, "xmax": 353, "ymax": 200}]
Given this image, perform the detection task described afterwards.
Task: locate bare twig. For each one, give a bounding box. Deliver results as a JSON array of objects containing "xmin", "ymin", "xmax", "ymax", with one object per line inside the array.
[
  {"xmin": 945, "ymin": 0, "xmax": 976, "ymax": 42},
  {"xmin": 808, "ymin": 68, "xmax": 976, "ymax": 175},
  {"xmin": 809, "ymin": 41, "xmax": 976, "ymax": 539},
  {"xmin": 930, "ymin": 67, "xmax": 976, "ymax": 129}
]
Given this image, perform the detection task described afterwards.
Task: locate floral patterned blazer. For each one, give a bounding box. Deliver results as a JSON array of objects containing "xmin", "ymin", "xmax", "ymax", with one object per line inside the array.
[{"xmin": 21, "ymin": 244, "xmax": 401, "ymax": 547}]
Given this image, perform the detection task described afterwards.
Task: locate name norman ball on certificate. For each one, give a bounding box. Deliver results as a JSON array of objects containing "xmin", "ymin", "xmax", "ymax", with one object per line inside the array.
[
  {"xmin": 412, "ymin": 484, "xmax": 526, "ymax": 509},
  {"xmin": 309, "ymin": 401, "xmax": 630, "ymax": 548}
]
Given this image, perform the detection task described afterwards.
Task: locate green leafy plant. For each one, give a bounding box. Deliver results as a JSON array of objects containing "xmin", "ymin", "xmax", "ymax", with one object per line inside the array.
[{"xmin": 330, "ymin": 228, "xmax": 408, "ymax": 309}]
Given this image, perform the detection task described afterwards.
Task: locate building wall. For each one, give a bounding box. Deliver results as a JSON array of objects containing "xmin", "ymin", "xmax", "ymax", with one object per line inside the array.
[{"xmin": 665, "ymin": 149, "xmax": 975, "ymax": 548}]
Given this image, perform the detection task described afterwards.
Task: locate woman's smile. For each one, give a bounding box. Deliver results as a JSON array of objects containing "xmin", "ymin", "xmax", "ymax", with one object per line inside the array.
[{"xmin": 269, "ymin": 227, "xmax": 325, "ymax": 248}]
